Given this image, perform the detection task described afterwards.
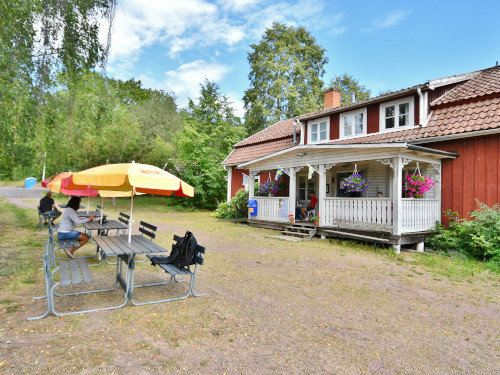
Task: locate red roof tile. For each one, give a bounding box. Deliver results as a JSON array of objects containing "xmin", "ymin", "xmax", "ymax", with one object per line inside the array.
[
  {"xmin": 235, "ymin": 117, "xmax": 300, "ymax": 146},
  {"xmin": 322, "ymin": 97, "xmax": 500, "ymax": 145},
  {"xmin": 224, "ymin": 136, "xmax": 297, "ymax": 165},
  {"xmin": 431, "ymin": 65, "xmax": 500, "ymax": 106}
]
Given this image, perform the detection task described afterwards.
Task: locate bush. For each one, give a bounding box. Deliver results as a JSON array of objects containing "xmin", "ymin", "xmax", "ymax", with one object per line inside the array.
[
  {"xmin": 427, "ymin": 202, "xmax": 500, "ymax": 264},
  {"xmin": 215, "ymin": 188, "xmax": 249, "ymax": 219}
]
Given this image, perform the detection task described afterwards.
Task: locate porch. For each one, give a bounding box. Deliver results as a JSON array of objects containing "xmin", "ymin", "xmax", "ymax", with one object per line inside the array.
[
  {"xmin": 238, "ymin": 146, "xmax": 455, "ymax": 252},
  {"xmin": 250, "ymin": 196, "xmax": 440, "ymax": 234}
]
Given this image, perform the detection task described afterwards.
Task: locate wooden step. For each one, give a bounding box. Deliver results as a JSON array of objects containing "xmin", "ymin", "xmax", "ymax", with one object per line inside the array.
[
  {"xmin": 285, "ymin": 226, "xmax": 315, "ymax": 232},
  {"xmin": 291, "ymin": 222, "xmax": 315, "ymax": 227},
  {"xmin": 281, "ymin": 231, "xmax": 311, "ymax": 237}
]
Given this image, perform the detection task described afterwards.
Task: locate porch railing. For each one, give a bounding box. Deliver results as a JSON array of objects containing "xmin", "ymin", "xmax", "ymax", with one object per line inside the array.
[
  {"xmin": 323, "ymin": 198, "xmax": 393, "ymax": 227},
  {"xmin": 251, "ymin": 197, "xmax": 289, "ymax": 223},
  {"xmin": 401, "ymin": 199, "xmax": 440, "ymax": 233}
]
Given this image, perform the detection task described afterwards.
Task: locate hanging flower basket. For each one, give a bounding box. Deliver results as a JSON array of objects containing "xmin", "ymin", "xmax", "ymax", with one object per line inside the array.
[
  {"xmin": 258, "ymin": 181, "xmax": 279, "ymax": 196},
  {"xmin": 405, "ymin": 174, "xmax": 435, "ymax": 198},
  {"xmin": 341, "ymin": 164, "xmax": 370, "ymax": 193}
]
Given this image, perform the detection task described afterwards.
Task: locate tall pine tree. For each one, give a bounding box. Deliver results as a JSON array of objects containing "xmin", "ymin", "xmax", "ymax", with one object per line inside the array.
[{"xmin": 243, "ymin": 22, "xmax": 328, "ymax": 134}]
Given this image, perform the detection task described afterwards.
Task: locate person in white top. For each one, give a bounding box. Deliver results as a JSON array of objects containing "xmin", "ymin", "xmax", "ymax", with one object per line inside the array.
[{"xmin": 58, "ymin": 196, "xmax": 95, "ymax": 258}]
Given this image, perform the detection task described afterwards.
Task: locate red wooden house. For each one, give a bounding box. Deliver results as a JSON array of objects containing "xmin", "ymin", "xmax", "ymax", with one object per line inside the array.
[{"xmin": 223, "ymin": 65, "xmax": 500, "ymax": 252}]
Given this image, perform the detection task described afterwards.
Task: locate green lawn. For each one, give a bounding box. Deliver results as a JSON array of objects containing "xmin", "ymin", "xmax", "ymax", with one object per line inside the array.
[{"xmin": 0, "ymin": 196, "xmax": 499, "ymax": 374}]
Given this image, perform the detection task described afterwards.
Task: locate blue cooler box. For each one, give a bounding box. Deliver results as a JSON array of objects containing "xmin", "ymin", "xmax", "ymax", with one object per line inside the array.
[
  {"xmin": 24, "ymin": 177, "xmax": 37, "ymax": 189},
  {"xmin": 247, "ymin": 199, "xmax": 258, "ymax": 216}
]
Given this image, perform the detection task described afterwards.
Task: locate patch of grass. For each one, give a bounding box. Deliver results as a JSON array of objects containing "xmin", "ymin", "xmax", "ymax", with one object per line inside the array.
[
  {"xmin": 0, "ymin": 179, "xmax": 25, "ymax": 187},
  {"xmin": 6, "ymin": 304, "xmax": 19, "ymax": 313},
  {"xmin": 0, "ymin": 298, "xmax": 14, "ymax": 304}
]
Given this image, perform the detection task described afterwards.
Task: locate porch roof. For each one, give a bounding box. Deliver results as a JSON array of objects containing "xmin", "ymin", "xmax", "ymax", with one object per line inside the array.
[{"xmin": 238, "ymin": 142, "xmax": 457, "ymax": 168}]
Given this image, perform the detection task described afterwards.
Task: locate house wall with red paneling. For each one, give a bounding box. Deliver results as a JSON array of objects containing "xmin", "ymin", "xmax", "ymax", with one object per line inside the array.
[
  {"xmin": 330, "ymin": 113, "xmax": 339, "ymax": 140},
  {"xmin": 413, "ymin": 94, "xmax": 420, "ymax": 125},
  {"xmin": 230, "ymin": 167, "xmax": 249, "ymax": 198},
  {"xmin": 425, "ymin": 133, "xmax": 500, "ymax": 225},
  {"xmin": 367, "ymin": 103, "xmax": 379, "ymax": 133},
  {"xmin": 229, "ymin": 168, "xmax": 289, "ymax": 199}
]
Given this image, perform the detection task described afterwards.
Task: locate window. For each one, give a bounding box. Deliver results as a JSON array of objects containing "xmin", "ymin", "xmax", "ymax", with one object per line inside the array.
[
  {"xmin": 298, "ymin": 175, "xmax": 315, "ymax": 201},
  {"xmin": 340, "ymin": 108, "xmax": 367, "ymax": 138},
  {"xmin": 308, "ymin": 117, "xmax": 329, "ymax": 143},
  {"xmin": 380, "ymin": 97, "xmax": 414, "ymax": 131}
]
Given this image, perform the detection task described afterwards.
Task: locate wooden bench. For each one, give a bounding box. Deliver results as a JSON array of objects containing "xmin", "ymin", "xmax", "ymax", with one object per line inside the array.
[
  {"xmin": 57, "ymin": 238, "xmax": 80, "ymax": 250},
  {"xmin": 139, "ymin": 221, "xmax": 157, "ymax": 240},
  {"xmin": 58, "ymin": 259, "xmax": 94, "ymax": 287},
  {"xmin": 134, "ymin": 234, "xmax": 206, "ymax": 305}
]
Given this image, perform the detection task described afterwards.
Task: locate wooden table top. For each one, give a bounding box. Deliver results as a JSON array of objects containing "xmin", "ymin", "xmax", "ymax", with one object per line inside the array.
[
  {"xmin": 76, "ymin": 211, "xmax": 107, "ymax": 217},
  {"xmin": 94, "ymin": 235, "xmax": 169, "ymax": 257},
  {"xmin": 83, "ymin": 220, "xmax": 128, "ymax": 231}
]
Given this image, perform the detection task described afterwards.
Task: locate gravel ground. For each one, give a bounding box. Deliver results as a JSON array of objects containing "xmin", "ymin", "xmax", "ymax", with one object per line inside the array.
[{"xmin": 0, "ymin": 197, "xmax": 499, "ymax": 374}]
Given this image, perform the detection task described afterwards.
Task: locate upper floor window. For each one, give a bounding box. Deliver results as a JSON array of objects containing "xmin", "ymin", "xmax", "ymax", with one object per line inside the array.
[
  {"xmin": 340, "ymin": 108, "xmax": 367, "ymax": 138},
  {"xmin": 308, "ymin": 117, "xmax": 329, "ymax": 143},
  {"xmin": 380, "ymin": 97, "xmax": 414, "ymax": 131}
]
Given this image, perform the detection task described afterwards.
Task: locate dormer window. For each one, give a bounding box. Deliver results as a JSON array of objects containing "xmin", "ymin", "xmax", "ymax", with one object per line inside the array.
[
  {"xmin": 308, "ymin": 117, "xmax": 329, "ymax": 143},
  {"xmin": 380, "ymin": 97, "xmax": 414, "ymax": 131},
  {"xmin": 340, "ymin": 108, "xmax": 367, "ymax": 138}
]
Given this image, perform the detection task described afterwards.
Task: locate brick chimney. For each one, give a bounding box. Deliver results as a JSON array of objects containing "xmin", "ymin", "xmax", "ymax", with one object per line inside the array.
[{"xmin": 324, "ymin": 88, "xmax": 341, "ymax": 109}]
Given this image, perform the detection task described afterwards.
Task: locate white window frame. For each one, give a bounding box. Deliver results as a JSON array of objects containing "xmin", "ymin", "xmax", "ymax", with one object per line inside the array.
[
  {"xmin": 340, "ymin": 108, "xmax": 367, "ymax": 139},
  {"xmin": 380, "ymin": 96, "xmax": 414, "ymax": 132},
  {"xmin": 307, "ymin": 116, "xmax": 330, "ymax": 144}
]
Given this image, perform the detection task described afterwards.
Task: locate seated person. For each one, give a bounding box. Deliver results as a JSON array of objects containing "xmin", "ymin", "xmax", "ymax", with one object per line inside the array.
[
  {"xmin": 377, "ymin": 191, "xmax": 383, "ymax": 198},
  {"xmin": 58, "ymin": 196, "xmax": 95, "ymax": 258},
  {"xmin": 39, "ymin": 191, "xmax": 61, "ymax": 225},
  {"xmin": 300, "ymin": 192, "xmax": 318, "ymax": 220}
]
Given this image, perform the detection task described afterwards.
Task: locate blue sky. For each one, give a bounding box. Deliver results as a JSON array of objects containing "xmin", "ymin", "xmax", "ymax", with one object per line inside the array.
[{"xmin": 103, "ymin": 0, "xmax": 500, "ymax": 117}]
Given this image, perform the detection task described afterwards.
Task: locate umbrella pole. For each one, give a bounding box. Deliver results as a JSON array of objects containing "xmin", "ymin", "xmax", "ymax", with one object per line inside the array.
[
  {"xmin": 128, "ymin": 189, "xmax": 134, "ymax": 243},
  {"xmin": 87, "ymin": 195, "xmax": 89, "ymax": 214},
  {"xmin": 101, "ymin": 196, "xmax": 104, "ymax": 223}
]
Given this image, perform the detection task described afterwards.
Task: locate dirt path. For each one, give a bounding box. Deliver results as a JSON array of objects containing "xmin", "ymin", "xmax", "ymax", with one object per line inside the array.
[{"xmin": 1, "ymin": 200, "xmax": 499, "ymax": 375}]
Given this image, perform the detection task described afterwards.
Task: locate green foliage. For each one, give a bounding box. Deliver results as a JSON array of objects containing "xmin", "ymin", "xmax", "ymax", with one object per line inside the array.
[
  {"xmin": 0, "ymin": 0, "xmax": 117, "ymax": 179},
  {"xmin": 215, "ymin": 189, "xmax": 249, "ymax": 219},
  {"xmin": 327, "ymin": 73, "xmax": 371, "ymax": 105},
  {"xmin": 427, "ymin": 203, "xmax": 500, "ymax": 265},
  {"xmin": 175, "ymin": 81, "xmax": 246, "ymax": 208},
  {"xmin": 243, "ymin": 22, "xmax": 328, "ymax": 134}
]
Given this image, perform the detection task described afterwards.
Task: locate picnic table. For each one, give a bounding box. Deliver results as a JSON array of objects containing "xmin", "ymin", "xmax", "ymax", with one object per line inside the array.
[
  {"xmin": 83, "ymin": 219, "xmax": 128, "ymax": 244},
  {"xmin": 94, "ymin": 234, "xmax": 169, "ymax": 302},
  {"xmin": 59, "ymin": 204, "xmax": 85, "ymax": 209},
  {"xmin": 76, "ymin": 210, "xmax": 107, "ymax": 218},
  {"xmin": 83, "ymin": 219, "xmax": 128, "ymax": 234}
]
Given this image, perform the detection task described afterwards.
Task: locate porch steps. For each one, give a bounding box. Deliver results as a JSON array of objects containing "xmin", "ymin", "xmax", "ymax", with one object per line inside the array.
[{"xmin": 281, "ymin": 223, "xmax": 317, "ymax": 239}]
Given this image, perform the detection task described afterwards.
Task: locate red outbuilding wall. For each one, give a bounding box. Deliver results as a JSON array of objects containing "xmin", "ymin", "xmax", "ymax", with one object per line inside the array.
[
  {"xmin": 426, "ymin": 133, "xmax": 500, "ymax": 224},
  {"xmin": 231, "ymin": 167, "xmax": 249, "ymax": 198}
]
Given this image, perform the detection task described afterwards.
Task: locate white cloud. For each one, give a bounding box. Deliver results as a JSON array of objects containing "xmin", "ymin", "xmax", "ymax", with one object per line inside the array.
[
  {"xmin": 219, "ymin": 0, "xmax": 263, "ymax": 12},
  {"xmin": 226, "ymin": 93, "xmax": 245, "ymax": 118},
  {"xmin": 362, "ymin": 9, "xmax": 412, "ymax": 32},
  {"xmin": 137, "ymin": 60, "xmax": 232, "ymax": 108}
]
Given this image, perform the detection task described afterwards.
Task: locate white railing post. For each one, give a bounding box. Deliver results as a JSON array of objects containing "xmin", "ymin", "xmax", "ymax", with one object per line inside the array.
[
  {"xmin": 248, "ymin": 171, "xmax": 255, "ymax": 199},
  {"xmin": 248, "ymin": 171, "xmax": 255, "ymax": 220},
  {"xmin": 433, "ymin": 161, "xmax": 442, "ymax": 225},
  {"xmin": 318, "ymin": 165, "xmax": 326, "ymax": 227},
  {"xmin": 392, "ymin": 157, "xmax": 403, "ymax": 237},
  {"xmin": 227, "ymin": 167, "xmax": 232, "ymax": 202},
  {"xmin": 288, "ymin": 168, "xmax": 296, "ymax": 218}
]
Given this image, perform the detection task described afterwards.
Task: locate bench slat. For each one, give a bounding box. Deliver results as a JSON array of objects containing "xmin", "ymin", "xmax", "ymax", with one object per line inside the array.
[
  {"xmin": 68, "ymin": 260, "xmax": 84, "ymax": 285},
  {"xmin": 78, "ymin": 259, "xmax": 94, "ymax": 283},
  {"xmin": 59, "ymin": 262, "xmax": 71, "ymax": 287},
  {"xmin": 139, "ymin": 227, "xmax": 156, "ymax": 239},
  {"xmin": 140, "ymin": 221, "xmax": 157, "ymax": 231}
]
